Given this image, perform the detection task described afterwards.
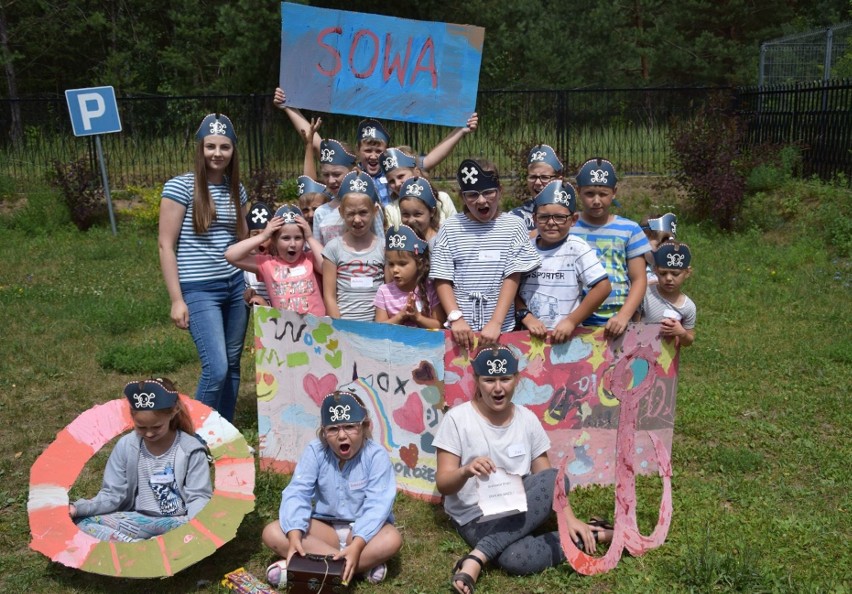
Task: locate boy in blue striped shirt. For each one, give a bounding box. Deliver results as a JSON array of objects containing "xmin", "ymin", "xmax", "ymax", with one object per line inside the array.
[{"xmin": 570, "ymin": 158, "xmax": 650, "ymax": 338}]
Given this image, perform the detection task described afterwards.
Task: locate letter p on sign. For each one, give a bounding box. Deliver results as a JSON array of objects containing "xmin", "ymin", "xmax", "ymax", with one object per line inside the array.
[{"xmin": 65, "ymin": 86, "xmax": 122, "ymax": 137}]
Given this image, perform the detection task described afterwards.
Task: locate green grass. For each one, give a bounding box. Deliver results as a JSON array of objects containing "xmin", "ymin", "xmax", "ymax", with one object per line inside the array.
[{"xmin": 0, "ymin": 182, "xmax": 850, "ymax": 592}]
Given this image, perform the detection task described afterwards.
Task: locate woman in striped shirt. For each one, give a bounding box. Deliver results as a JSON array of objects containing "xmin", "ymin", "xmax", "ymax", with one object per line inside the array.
[{"xmin": 158, "ymin": 113, "xmax": 249, "ymax": 422}]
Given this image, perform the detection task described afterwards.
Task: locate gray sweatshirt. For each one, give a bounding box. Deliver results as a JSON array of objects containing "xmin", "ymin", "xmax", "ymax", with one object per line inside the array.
[{"xmin": 73, "ymin": 430, "xmax": 213, "ymax": 519}]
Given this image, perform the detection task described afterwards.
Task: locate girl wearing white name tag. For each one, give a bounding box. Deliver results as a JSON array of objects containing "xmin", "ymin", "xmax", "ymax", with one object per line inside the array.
[
  {"xmin": 434, "ymin": 348, "xmax": 611, "ymax": 594},
  {"xmin": 225, "ymin": 204, "xmax": 325, "ymax": 316},
  {"xmin": 322, "ymin": 172, "xmax": 386, "ymax": 321},
  {"xmin": 430, "ymin": 160, "xmax": 541, "ymax": 350},
  {"xmin": 70, "ymin": 379, "xmax": 212, "ymax": 542}
]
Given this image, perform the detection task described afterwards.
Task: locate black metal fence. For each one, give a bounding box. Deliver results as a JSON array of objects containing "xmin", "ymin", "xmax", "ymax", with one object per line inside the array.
[
  {"xmin": 736, "ymin": 79, "xmax": 852, "ymax": 180},
  {"xmin": 1, "ymin": 83, "xmax": 850, "ymax": 191}
]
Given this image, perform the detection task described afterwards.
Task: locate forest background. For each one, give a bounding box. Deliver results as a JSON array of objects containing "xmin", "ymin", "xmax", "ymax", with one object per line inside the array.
[{"xmin": 2, "ymin": 0, "xmax": 852, "ymax": 99}]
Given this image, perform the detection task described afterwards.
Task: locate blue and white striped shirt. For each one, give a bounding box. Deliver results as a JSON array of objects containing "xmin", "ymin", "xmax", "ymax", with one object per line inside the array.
[
  {"xmin": 570, "ymin": 215, "xmax": 651, "ymax": 325},
  {"xmin": 430, "ymin": 213, "xmax": 541, "ymax": 331},
  {"xmin": 161, "ymin": 173, "xmax": 248, "ymax": 283}
]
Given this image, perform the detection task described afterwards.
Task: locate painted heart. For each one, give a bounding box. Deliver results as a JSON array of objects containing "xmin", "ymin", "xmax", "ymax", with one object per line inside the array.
[
  {"xmin": 393, "ymin": 393, "xmax": 425, "ymax": 434},
  {"xmin": 312, "ymin": 323, "xmax": 333, "ymax": 344},
  {"xmin": 420, "ymin": 385, "xmax": 441, "ymax": 405},
  {"xmin": 303, "ymin": 373, "xmax": 339, "ymax": 406},
  {"xmin": 412, "ymin": 360, "xmax": 437, "ymax": 384},
  {"xmin": 399, "ymin": 443, "xmax": 419, "ymax": 469}
]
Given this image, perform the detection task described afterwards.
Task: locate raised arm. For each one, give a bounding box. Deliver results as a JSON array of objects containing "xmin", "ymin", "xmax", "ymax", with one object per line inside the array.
[
  {"xmin": 274, "ymin": 87, "xmax": 322, "ymax": 155},
  {"xmin": 421, "ymin": 113, "xmax": 478, "ymax": 172}
]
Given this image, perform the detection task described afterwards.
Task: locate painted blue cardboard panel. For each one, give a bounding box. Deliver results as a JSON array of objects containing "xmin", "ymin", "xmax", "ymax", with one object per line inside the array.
[
  {"xmin": 279, "ymin": 3, "xmax": 484, "ymax": 127},
  {"xmin": 65, "ymin": 86, "xmax": 122, "ymax": 137}
]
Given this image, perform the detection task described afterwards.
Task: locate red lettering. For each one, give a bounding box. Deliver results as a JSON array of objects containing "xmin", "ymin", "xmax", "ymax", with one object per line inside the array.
[
  {"xmin": 316, "ymin": 27, "xmax": 342, "ymax": 77},
  {"xmin": 409, "ymin": 37, "xmax": 437, "ymax": 88},
  {"xmin": 382, "ymin": 34, "xmax": 413, "ymax": 87},
  {"xmin": 348, "ymin": 29, "xmax": 379, "ymax": 79}
]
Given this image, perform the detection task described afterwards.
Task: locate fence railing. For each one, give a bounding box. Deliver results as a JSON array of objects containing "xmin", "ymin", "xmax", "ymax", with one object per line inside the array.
[
  {"xmin": 737, "ymin": 79, "xmax": 852, "ymax": 181},
  {"xmin": 1, "ymin": 83, "xmax": 850, "ymax": 192}
]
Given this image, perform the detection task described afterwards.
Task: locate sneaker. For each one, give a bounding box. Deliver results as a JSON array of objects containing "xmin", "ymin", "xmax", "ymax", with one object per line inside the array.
[
  {"xmin": 364, "ymin": 562, "xmax": 387, "ymax": 584},
  {"xmin": 266, "ymin": 559, "xmax": 287, "ymax": 588}
]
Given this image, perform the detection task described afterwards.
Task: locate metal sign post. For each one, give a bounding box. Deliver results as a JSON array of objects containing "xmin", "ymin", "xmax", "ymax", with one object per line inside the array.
[{"xmin": 64, "ymin": 86, "xmax": 123, "ymax": 235}]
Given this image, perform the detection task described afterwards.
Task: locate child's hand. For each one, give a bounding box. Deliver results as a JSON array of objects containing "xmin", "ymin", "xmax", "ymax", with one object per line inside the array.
[
  {"xmin": 449, "ymin": 318, "xmax": 475, "ymax": 351},
  {"xmin": 69, "ymin": 504, "xmax": 76, "ymax": 517},
  {"xmin": 604, "ymin": 313, "xmax": 630, "ymax": 339},
  {"xmin": 249, "ymin": 295, "xmax": 269, "ymax": 307},
  {"xmin": 285, "ymin": 530, "xmax": 306, "ymax": 565},
  {"xmin": 273, "ymin": 87, "xmax": 287, "ymax": 109},
  {"xmin": 334, "ymin": 538, "xmax": 366, "ymax": 585},
  {"xmin": 300, "ymin": 117, "xmax": 322, "ymax": 146},
  {"xmin": 463, "ymin": 456, "xmax": 497, "ymax": 479},
  {"xmin": 263, "ymin": 216, "xmax": 286, "ymax": 238},
  {"xmin": 464, "ymin": 113, "xmax": 479, "ymax": 134},
  {"xmin": 479, "ymin": 320, "xmax": 502, "ymax": 346},
  {"xmin": 552, "ymin": 318, "xmax": 577, "ymax": 344},
  {"xmin": 295, "ymin": 215, "xmax": 312, "ymax": 237},
  {"xmin": 521, "ymin": 313, "xmax": 548, "ymax": 339},
  {"xmin": 567, "ymin": 516, "xmax": 599, "ymax": 555},
  {"xmin": 402, "ymin": 293, "xmax": 418, "ymax": 321},
  {"xmin": 660, "ymin": 318, "xmax": 685, "ymax": 338}
]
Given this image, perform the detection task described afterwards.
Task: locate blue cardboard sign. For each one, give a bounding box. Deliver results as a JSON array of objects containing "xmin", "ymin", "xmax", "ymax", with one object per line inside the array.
[
  {"xmin": 279, "ymin": 3, "xmax": 484, "ymax": 127},
  {"xmin": 65, "ymin": 86, "xmax": 122, "ymax": 137}
]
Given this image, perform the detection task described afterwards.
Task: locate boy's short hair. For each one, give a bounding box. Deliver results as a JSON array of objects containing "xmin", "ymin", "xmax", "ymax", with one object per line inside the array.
[
  {"xmin": 653, "ymin": 241, "xmax": 692, "ymax": 269},
  {"xmin": 576, "ymin": 157, "xmax": 617, "ymax": 189}
]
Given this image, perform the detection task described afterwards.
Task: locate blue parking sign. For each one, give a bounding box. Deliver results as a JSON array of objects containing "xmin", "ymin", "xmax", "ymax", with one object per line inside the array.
[{"xmin": 65, "ymin": 86, "xmax": 122, "ymax": 137}]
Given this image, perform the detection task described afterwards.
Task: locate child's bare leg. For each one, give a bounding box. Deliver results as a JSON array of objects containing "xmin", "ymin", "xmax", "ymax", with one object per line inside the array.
[
  {"xmin": 262, "ymin": 519, "xmax": 341, "ymax": 558},
  {"xmin": 351, "ymin": 523, "xmax": 402, "ymax": 571}
]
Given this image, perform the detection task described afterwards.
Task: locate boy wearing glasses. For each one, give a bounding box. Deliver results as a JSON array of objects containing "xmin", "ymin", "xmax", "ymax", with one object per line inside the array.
[
  {"xmin": 516, "ymin": 181, "xmax": 611, "ymax": 343},
  {"xmin": 510, "ymin": 144, "xmax": 564, "ymax": 231},
  {"xmin": 262, "ymin": 390, "xmax": 402, "ymax": 587},
  {"xmin": 570, "ymin": 158, "xmax": 650, "ymax": 338}
]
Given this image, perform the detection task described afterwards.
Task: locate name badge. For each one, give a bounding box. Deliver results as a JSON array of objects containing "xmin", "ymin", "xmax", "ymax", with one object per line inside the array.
[
  {"xmin": 349, "ymin": 478, "xmax": 367, "ymax": 490},
  {"xmin": 662, "ymin": 308, "xmax": 682, "ymax": 321},
  {"xmin": 479, "ymin": 250, "xmax": 500, "ymax": 262},
  {"xmin": 350, "ymin": 277, "xmax": 373, "ymax": 289},
  {"xmin": 150, "ymin": 472, "xmax": 174, "ymax": 484},
  {"xmin": 289, "ymin": 265, "xmax": 306, "ymax": 276},
  {"xmin": 507, "ymin": 443, "xmax": 526, "ymax": 458}
]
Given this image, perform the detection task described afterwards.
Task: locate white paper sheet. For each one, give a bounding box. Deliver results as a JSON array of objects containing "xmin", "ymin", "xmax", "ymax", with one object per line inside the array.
[{"xmin": 477, "ymin": 468, "xmax": 527, "ymax": 521}]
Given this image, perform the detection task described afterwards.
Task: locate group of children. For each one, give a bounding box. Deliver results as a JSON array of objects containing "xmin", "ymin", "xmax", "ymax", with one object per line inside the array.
[
  {"xmin": 222, "ymin": 98, "xmax": 696, "ymax": 349},
  {"xmin": 76, "ymin": 106, "xmax": 697, "ymax": 592}
]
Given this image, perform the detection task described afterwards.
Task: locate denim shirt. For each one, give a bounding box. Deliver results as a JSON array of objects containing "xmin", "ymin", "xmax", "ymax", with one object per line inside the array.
[{"xmin": 279, "ymin": 439, "xmax": 396, "ymax": 543}]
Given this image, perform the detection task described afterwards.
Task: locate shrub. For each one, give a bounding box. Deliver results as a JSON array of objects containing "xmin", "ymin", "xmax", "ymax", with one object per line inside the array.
[
  {"xmin": 50, "ymin": 158, "xmax": 107, "ymax": 231},
  {"xmin": 668, "ymin": 92, "xmax": 747, "ymax": 230},
  {"xmin": 117, "ymin": 184, "xmax": 163, "ymax": 228}
]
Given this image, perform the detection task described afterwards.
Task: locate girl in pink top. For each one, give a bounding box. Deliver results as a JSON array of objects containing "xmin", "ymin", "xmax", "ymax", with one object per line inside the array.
[
  {"xmin": 225, "ymin": 206, "xmax": 325, "ymax": 316},
  {"xmin": 374, "ymin": 224, "xmax": 445, "ymax": 329}
]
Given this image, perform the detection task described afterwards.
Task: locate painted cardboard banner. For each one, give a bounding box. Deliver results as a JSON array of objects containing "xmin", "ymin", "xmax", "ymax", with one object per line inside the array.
[
  {"xmin": 279, "ymin": 3, "xmax": 484, "ymax": 127},
  {"xmin": 256, "ymin": 308, "xmax": 678, "ymax": 504}
]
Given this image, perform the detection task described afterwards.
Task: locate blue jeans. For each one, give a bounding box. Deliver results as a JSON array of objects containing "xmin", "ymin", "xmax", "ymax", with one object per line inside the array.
[{"xmin": 181, "ymin": 273, "xmax": 248, "ymax": 422}]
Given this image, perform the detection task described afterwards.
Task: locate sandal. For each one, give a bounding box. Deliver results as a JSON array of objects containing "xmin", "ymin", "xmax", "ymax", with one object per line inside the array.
[
  {"xmin": 451, "ymin": 554, "xmax": 484, "ymax": 594},
  {"xmin": 588, "ymin": 516, "xmax": 614, "ymax": 531}
]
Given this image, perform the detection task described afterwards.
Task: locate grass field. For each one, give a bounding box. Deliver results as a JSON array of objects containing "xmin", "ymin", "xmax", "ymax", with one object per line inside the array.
[{"xmin": 0, "ymin": 180, "xmax": 849, "ymax": 593}]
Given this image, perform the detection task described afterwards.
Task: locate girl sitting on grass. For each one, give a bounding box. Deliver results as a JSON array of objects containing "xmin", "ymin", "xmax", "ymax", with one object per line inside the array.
[
  {"xmin": 70, "ymin": 378, "xmax": 212, "ymax": 542},
  {"xmin": 262, "ymin": 390, "xmax": 402, "ymax": 587}
]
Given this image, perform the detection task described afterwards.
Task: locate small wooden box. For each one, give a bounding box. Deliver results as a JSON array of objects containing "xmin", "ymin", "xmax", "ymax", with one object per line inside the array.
[{"xmin": 287, "ymin": 554, "xmax": 348, "ymax": 593}]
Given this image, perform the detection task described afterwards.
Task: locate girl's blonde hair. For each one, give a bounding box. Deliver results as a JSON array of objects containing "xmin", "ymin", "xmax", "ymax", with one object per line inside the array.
[{"xmin": 191, "ymin": 141, "xmax": 248, "ymax": 239}]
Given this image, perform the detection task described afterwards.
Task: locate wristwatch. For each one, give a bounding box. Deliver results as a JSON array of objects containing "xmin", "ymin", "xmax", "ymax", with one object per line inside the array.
[
  {"xmin": 444, "ymin": 309, "xmax": 464, "ymax": 329},
  {"xmin": 515, "ymin": 308, "xmax": 531, "ymax": 323}
]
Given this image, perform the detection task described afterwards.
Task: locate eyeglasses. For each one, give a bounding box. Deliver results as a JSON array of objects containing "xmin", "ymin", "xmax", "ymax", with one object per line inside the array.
[
  {"xmin": 526, "ymin": 175, "xmax": 557, "ymax": 183},
  {"xmin": 461, "ymin": 188, "xmax": 499, "ymax": 201},
  {"xmin": 324, "ymin": 423, "xmax": 362, "ymax": 437},
  {"xmin": 535, "ymin": 214, "xmax": 572, "ymax": 224}
]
